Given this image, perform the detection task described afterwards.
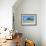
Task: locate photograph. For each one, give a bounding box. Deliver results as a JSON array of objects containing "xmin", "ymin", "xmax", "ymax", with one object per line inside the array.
[{"xmin": 21, "ymin": 14, "xmax": 37, "ymax": 26}]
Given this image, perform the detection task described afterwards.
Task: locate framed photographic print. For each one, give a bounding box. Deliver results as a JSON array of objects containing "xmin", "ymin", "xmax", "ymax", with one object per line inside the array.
[{"xmin": 21, "ymin": 14, "xmax": 37, "ymax": 26}]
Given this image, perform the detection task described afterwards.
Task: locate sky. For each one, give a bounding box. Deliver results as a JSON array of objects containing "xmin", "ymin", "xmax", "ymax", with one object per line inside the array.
[{"xmin": 0, "ymin": 0, "xmax": 16, "ymax": 30}]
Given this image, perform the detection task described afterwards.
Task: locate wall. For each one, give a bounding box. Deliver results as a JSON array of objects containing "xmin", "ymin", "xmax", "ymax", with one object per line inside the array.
[
  {"xmin": 41, "ymin": 0, "xmax": 46, "ymax": 46},
  {"xmin": 13, "ymin": 0, "xmax": 41, "ymax": 46},
  {"xmin": 0, "ymin": 0, "xmax": 16, "ymax": 30}
]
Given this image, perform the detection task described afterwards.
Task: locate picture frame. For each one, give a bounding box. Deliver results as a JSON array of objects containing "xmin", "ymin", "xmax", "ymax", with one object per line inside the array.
[{"xmin": 21, "ymin": 14, "xmax": 37, "ymax": 26}]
